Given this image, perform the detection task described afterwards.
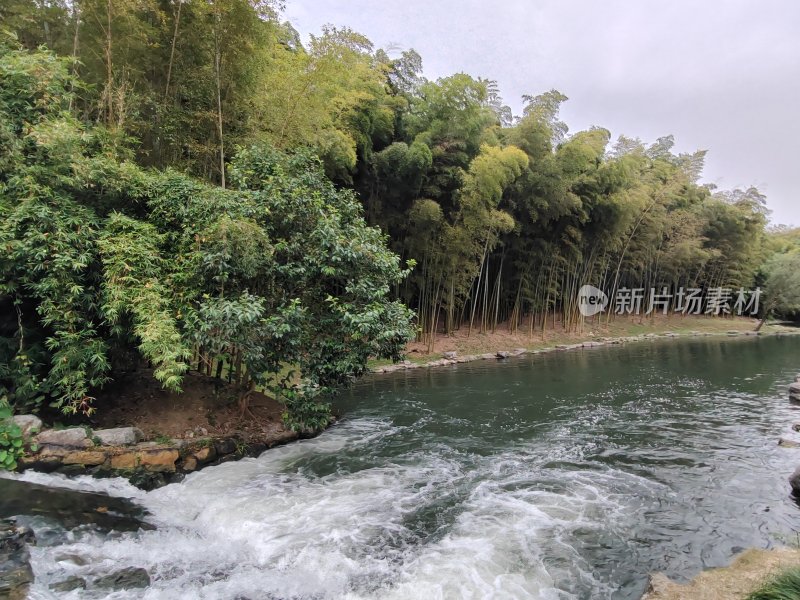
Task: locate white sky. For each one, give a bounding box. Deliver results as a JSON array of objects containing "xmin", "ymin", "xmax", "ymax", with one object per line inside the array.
[{"xmin": 285, "ymin": 0, "xmax": 800, "ymax": 226}]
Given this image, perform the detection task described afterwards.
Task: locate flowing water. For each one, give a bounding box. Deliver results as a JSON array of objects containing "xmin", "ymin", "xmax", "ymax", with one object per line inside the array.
[{"xmin": 11, "ymin": 335, "xmax": 800, "ymax": 599}]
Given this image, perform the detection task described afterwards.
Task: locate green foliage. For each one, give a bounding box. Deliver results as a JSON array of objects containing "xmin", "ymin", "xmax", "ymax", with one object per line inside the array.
[
  {"xmin": 762, "ymin": 253, "xmax": 800, "ymax": 318},
  {"xmin": 746, "ymin": 567, "xmax": 800, "ymax": 600},
  {"xmin": 280, "ymin": 382, "xmax": 332, "ymax": 433},
  {"xmin": 0, "ymin": 44, "xmax": 415, "ymax": 430},
  {"xmin": 0, "ymin": 397, "xmax": 26, "ymax": 470},
  {"xmin": 98, "ymin": 213, "xmax": 189, "ymax": 392},
  {"xmin": 0, "ymin": 2, "xmax": 785, "ymax": 429}
]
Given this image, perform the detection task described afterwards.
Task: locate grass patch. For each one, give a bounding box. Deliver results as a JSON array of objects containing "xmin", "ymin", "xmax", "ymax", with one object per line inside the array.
[{"xmin": 747, "ymin": 567, "xmax": 800, "ymax": 600}]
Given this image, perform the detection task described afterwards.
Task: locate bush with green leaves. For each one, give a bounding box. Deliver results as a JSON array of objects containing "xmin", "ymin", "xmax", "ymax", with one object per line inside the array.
[
  {"xmin": 0, "ymin": 45, "xmax": 415, "ymax": 430},
  {"xmin": 0, "ymin": 398, "xmax": 27, "ymax": 470}
]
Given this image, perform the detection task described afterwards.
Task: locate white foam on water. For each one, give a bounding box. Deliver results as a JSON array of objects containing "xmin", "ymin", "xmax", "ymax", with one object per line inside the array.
[{"xmin": 20, "ymin": 417, "xmax": 668, "ymax": 599}]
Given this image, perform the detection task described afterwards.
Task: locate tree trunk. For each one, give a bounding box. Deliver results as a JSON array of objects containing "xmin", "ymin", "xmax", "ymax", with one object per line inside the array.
[
  {"xmin": 67, "ymin": 1, "xmax": 81, "ymax": 110},
  {"xmin": 164, "ymin": 0, "xmax": 182, "ymax": 100},
  {"xmin": 213, "ymin": 0, "xmax": 226, "ymax": 188},
  {"xmin": 104, "ymin": 0, "xmax": 113, "ymax": 126}
]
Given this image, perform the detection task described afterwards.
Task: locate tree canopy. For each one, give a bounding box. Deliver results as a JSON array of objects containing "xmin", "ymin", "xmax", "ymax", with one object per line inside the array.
[
  {"xmin": 0, "ymin": 42, "xmax": 414, "ymax": 429},
  {"xmin": 0, "ymin": 1, "xmax": 792, "ymax": 426}
]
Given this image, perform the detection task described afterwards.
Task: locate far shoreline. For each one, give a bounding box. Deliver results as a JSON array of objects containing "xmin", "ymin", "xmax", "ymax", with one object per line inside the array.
[{"xmin": 370, "ymin": 316, "xmax": 800, "ymax": 374}]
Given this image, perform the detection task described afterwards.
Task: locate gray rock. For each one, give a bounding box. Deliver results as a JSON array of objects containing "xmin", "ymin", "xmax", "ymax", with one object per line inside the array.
[
  {"xmin": 128, "ymin": 471, "xmax": 167, "ymax": 492},
  {"xmin": 779, "ymin": 438, "xmax": 800, "ymax": 448},
  {"xmin": 214, "ymin": 439, "xmax": 237, "ymax": 456},
  {"xmin": 36, "ymin": 428, "xmax": 90, "ymax": 448},
  {"xmin": 0, "ymin": 520, "xmax": 35, "ymax": 600},
  {"xmin": 94, "ymin": 427, "xmax": 144, "ymax": 447},
  {"xmin": 442, "ymin": 351, "xmax": 457, "ymax": 360},
  {"xmin": 496, "ymin": 351, "xmax": 511, "ymax": 359},
  {"xmin": 790, "ymin": 466, "xmax": 800, "ymax": 496},
  {"xmin": 54, "ymin": 553, "xmax": 88, "ymax": 566},
  {"xmin": 93, "ymin": 567, "xmax": 151, "ymax": 590},
  {"xmin": 790, "ymin": 382, "xmax": 800, "ymax": 402},
  {"xmin": 9, "ymin": 415, "xmax": 42, "ymax": 437},
  {"xmin": 50, "ymin": 576, "xmax": 86, "ymax": 592},
  {"xmin": 426, "ymin": 359, "xmax": 448, "ymax": 367}
]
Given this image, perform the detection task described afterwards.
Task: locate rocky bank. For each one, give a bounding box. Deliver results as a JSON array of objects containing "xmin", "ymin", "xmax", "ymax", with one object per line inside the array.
[{"xmin": 10, "ymin": 416, "xmax": 299, "ymax": 490}]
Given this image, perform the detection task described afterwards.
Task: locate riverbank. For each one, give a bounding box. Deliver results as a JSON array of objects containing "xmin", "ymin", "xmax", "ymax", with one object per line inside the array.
[
  {"xmin": 13, "ymin": 419, "xmax": 302, "ymax": 490},
  {"xmin": 371, "ymin": 315, "xmax": 800, "ymax": 373},
  {"xmin": 11, "ymin": 316, "xmax": 798, "ymax": 489},
  {"xmin": 8, "ymin": 365, "xmax": 314, "ymax": 489},
  {"xmin": 8, "ymin": 367, "xmax": 307, "ymax": 489},
  {"xmin": 643, "ymin": 547, "xmax": 800, "ymax": 600}
]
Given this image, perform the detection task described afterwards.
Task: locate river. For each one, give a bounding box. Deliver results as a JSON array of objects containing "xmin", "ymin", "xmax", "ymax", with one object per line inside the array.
[{"xmin": 12, "ymin": 335, "xmax": 800, "ymax": 599}]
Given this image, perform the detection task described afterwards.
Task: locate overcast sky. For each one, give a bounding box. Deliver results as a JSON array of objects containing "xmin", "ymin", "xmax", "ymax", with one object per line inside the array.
[{"xmin": 285, "ymin": 0, "xmax": 799, "ymax": 226}]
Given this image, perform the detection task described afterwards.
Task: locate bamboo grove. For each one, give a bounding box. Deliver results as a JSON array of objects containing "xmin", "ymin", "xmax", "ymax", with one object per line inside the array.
[{"xmin": 0, "ymin": 0, "xmax": 793, "ymax": 423}]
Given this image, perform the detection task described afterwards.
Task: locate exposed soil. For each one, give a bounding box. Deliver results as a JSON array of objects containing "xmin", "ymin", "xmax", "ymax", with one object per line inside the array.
[
  {"xmin": 402, "ymin": 314, "xmax": 764, "ymax": 359},
  {"xmin": 90, "ymin": 368, "xmax": 289, "ymax": 444}
]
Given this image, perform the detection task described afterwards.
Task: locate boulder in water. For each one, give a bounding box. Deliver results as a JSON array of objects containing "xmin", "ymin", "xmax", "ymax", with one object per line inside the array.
[
  {"xmin": 127, "ymin": 470, "xmax": 168, "ymax": 491},
  {"xmin": 0, "ymin": 519, "xmax": 35, "ymax": 600},
  {"xmin": 50, "ymin": 576, "xmax": 87, "ymax": 592},
  {"xmin": 790, "ymin": 465, "xmax": 800, "ymax": 496},
  {"xmin": 790, "ymin": 382, "xmax": 800, "ymax": 402},
  {"xmin": 93, "ymin": 567, "xmax": 151, "ymax": 590}
]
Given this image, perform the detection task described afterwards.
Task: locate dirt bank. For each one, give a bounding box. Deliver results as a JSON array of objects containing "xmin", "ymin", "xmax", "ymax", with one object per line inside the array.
[{"xmin": 643, "ymin": 547, "xmax": 800, "ymax": 600}]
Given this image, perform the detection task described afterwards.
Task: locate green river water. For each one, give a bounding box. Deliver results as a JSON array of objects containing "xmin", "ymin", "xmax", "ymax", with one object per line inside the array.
[{"xmin": 10, "ymin": 334, "xmax": 800, "ymax": 599}]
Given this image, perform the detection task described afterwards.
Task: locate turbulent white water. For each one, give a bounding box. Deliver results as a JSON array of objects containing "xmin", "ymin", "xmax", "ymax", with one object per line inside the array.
[
  {"xmin": 12, "ymin": 337, "xmax": 800, "ymax": 599},
  {"xmin": 21, "ymin": 421, "xmax": 628, "ymax": 599}
]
